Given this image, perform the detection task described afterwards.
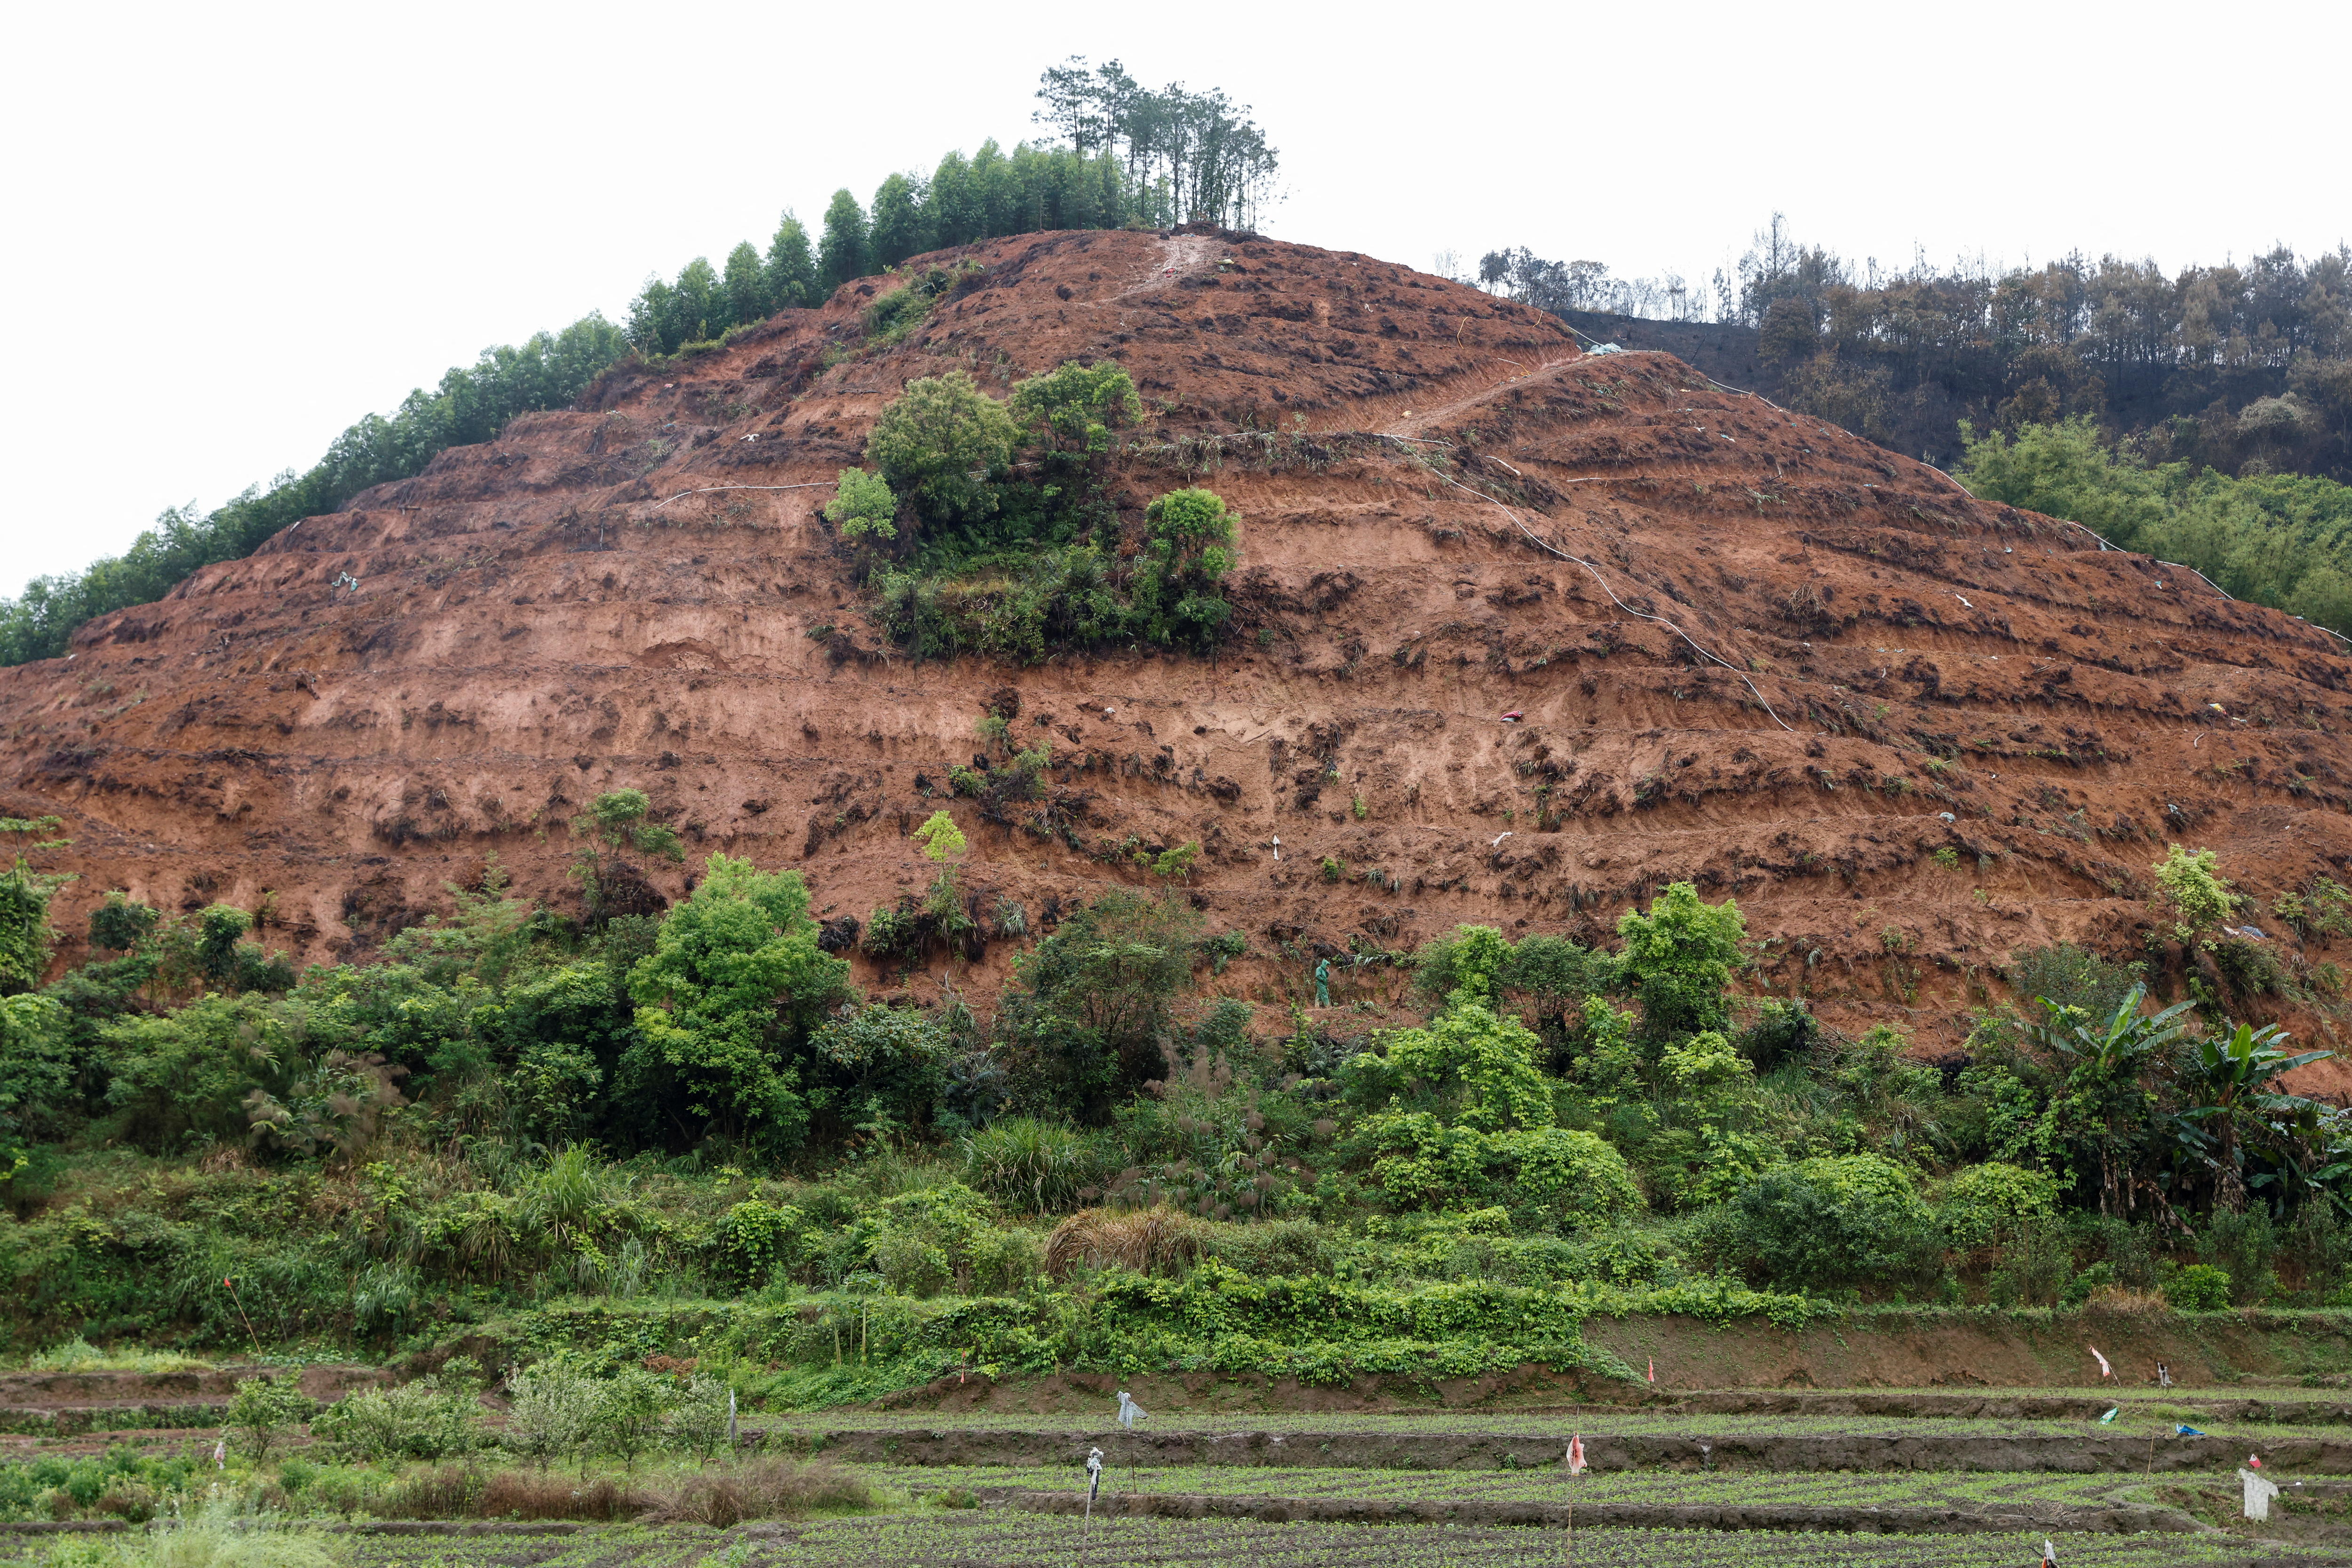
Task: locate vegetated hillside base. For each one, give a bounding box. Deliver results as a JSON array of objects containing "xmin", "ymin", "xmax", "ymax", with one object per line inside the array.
[{"xmin": 5, "ymin": 226, "xmax": 2352, "ymax": 1052}]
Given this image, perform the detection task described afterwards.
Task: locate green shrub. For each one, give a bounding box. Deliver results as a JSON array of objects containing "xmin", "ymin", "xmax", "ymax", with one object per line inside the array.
[
  {"xmin": 862, "ymin": 905, "xmax": 919, "ymax": 958},
  {"xmin": 2166, "ymin": 1262, "xmax": 2233, "ymax": 1311},
  {"xmin": 866, "ymin": 370, "xmax": 1019, "ymax": 529},
  {"xmin": 1615, "ymin": 882, "xmax": 1747, "ymax": 1038},
  {"xmin": 1732, "ymin": 1154, "xmax": 1934, "ymax": 1293},
  {"xmin": 501, "ymin": 1362, "xmax": 600, "ymax": 1472},
  {"xmin": 823, "ymin": 468, "xmax": 898, "ymax": 543},
  {"xmin": 2009, "ymin": 942, "xmax": 2143, "ymax": 1024},
  {"xmin": 315, "ymin": 1363, "xmax": 482, "ymax": 1462},
  {"xmin": 224, "ymin": 1374, "xmax": 313, "ymax": 1463},
  {"xmin": 961, "ymin": 1118, "xmax": 1104, "ymax": 1212},
  {"xmin": 1937, "ymin": 1162, "xmax": 2062, "ymax": 1249}
]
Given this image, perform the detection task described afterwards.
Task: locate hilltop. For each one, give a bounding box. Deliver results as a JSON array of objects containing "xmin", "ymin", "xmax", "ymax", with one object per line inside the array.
[{"xmin": 4, "ymin": 225, "xmax": 2350, "ymax": 1055}]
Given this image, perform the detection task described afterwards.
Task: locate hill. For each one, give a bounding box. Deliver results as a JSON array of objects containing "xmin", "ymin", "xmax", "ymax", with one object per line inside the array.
[{"xmin": 4, "ymin": 225, "xmax": 2351, "ymax": 1057}]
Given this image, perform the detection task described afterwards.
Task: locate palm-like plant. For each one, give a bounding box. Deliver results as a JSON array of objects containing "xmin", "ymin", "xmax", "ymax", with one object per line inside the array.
[
  {"xmin": 2023, "ymin": 985, "xmax": 2195, "ymax": 1215},
  {"xmin": 2177, "ymin": 1019, "xmax": 2331, "ymax": 1207}
]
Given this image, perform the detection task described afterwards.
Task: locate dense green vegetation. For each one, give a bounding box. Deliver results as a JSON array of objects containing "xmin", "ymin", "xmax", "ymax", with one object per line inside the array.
[
  {"xmin": 826, "ymin": 358, "xmax": 1239, "ymax": 662},
  {"xmin": 0, "ymin": 61, "xmax": 1280, "ymax": 669},
  {"xmin": 7, "ymin": 796, "xmax": 2352, "ymax": 1388},
  {"xmin": 1954, "ymin": 416, "xmax": 2352, "ymax": 631}
]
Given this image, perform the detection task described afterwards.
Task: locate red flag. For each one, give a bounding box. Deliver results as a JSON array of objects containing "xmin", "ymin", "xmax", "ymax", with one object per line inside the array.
[
  {"xmin": 1646, "ymin": 1357, "xmax": 1655, "ymax": 1384},
  {"xmin": 1565, "ymin": 1434, "xmax": 1586, "ymax": 1475}
]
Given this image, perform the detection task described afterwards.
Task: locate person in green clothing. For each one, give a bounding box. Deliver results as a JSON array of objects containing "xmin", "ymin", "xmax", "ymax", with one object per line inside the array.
[{"xmin": 1314, "ymin": 957, "xmax": 1331, "ymax": 1008}]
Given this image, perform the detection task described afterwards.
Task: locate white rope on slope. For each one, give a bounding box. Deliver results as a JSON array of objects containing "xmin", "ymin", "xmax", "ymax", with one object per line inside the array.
[
  {"xmin": 1407, "ymin": 453, "xmax": 1797, "ymax": 733},
  {"xmin": 647, "ymin": 481, "xmax": 837, "ymax": 511}
]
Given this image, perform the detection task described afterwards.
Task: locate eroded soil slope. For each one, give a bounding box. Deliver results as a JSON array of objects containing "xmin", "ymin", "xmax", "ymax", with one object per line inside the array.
[{"xmin": 7, "ymin": 227, "xmax": 2352, "ymax": 1053}]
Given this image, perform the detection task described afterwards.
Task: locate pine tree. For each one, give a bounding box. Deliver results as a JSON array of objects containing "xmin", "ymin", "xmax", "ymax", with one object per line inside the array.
[
  {"xmin": 763, "ymin": 214, "xmax": 818, "ymax": 310},
  {"xmin": 722, "ymin": 241, "xmax": 770, "ymax": 329},
  {"xmin": 870, "ymin": 173, "xmax": 928, "ymax": 269},
  {"xmin": 818, "ymin": 190, "xmax": 870, "ymax": 294}
]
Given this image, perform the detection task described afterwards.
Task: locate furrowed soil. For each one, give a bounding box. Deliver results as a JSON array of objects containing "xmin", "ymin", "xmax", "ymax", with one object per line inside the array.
[{"xmin": 7, "ymin": 226, "xmax": 2352, "ymax": 1058}]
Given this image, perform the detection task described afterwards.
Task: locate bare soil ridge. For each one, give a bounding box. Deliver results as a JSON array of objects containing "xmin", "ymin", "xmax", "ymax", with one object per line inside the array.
[{"xmin": 7, "ymin": 227, "xmax": 2352, "ymax": 1057}]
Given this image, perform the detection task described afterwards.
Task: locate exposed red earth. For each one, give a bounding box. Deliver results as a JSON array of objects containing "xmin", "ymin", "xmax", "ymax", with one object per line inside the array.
[{"xmin": 7, "ymin": 226, "xmax": 2350, "ymax": 1069}]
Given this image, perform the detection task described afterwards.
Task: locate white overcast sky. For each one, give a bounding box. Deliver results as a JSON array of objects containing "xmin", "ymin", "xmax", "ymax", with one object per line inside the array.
[{"xmin": 3, "ymin": 0, "xmax": 2344, "ymax": 594}]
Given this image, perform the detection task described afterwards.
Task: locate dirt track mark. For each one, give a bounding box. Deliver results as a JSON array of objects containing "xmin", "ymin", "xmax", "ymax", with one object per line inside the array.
[
  {"xmin": 1112, "ymin": 236, "xmax": 1221, "ymax": 301},
  {"xmin": 1381, "ymin": 354, "xmax": 1585, "ymax": 438}
]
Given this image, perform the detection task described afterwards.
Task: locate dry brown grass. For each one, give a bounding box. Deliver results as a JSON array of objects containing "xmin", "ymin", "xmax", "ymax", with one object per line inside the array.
[
  {"xmin": 381, "ymin": 1467, "xmax": 639, "ymax": 1521},
  {"xmin": 639, "ymin": 1458, "xmax": 873, "ymax": 1526},
  {"xmin": 2082, "ymin": 1284, "xmax": 2172, "ymax": 1316},
  {"xmin": 1044, "ymin": 1205, "xmax": 1206, "ymax": 1279}
]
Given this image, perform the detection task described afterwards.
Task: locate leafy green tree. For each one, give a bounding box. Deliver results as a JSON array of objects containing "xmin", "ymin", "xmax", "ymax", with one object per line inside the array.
[
  {"xmin": 663, "ymin": 1373, "xmax": 735, "ymax": 1463},
  {"xmin": 823, "ymin": 468, "xmax": 898, "ymax": 545},
  {"xmin": 503, "ymin": 1363, "xmax": 602, "ymax": 1476},
  {"xmin": 810, "ymin": 1003, "xmax": 951, "ymax": 1141},
  {"xmin": 818, "ymin": 189, "xmax": 870, "ymax": 293},
  {"xmin": 866, "ymin": 371, "xmax": 1020, "ymax": 529},
  {"xmin": 0, "ymin": 816, "xmax": 67, "ymax": 995},
  {"xmin": 1348, "ymin": 999, "xmax": 1552, "ymax": 1131},
  {"xmin": 624, "ymin": 854, "xmax": 852, "ymax": 1150},
  {"xmin": 87, "ymin": 892, "xmax": 159, "ymax": 955},
  {"xmin": 103, "ymin": 991, "xmax": 302, "ymax": 1151},
  {"xmin": 224, "ymin": 1374, "xmax": 312, "ymax": 1462},
  {"xmin": 928, "ymin": 151, "xmax": 980, "ymax": 247},
  {"xmin": 869, "ymin": 173, "xmax": 928, "ymax": 268},
  {"xmin": 1131, "ymin": 487, "xmax": 1240, "ymax": 647},
  {"xmin": 763, "ymin": 213, "xmax": 820, "ymax": 310},
  {"xmin": 0, "ymin": 992, "xmax": 72, "ymax": 1174},
  {"xmin": 2153, "ymin": 844, "xmax": 2239, "ymax": 947},
  {"xmin": 1937, "ymin": 1162, "xmax": 2062, "ymax": 1249},
  {"xmin": 995, "ymin": 890, "xmax": 1197, "ymax": 1117},
  {"xmin": 912, "ymin": 810, "xmax": 967, "ymax": 861},
  {"xmin": 1615, "ymin": 882, "xmax": 1747, "ymax": 1040},
  {"xmin": 569, "ymin": 788, "xmax": 685, "ymax": 923},
  {"xmin": 722, "ymin": 240, "xmax": 770, "ymax": 327},
  {"xmin": 1009, "ymin": 361, "xmax": 1142, "ymax": 466},
  {"xmin": 592, "ymin": 1367, "xmax": 674, "ymax": 1470}
]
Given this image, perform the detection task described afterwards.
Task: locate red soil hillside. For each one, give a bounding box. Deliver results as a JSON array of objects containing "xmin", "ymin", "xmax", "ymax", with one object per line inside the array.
[{"xmin": 6, "ymin": 226, "xmax": 2352, "ymax": 1060}]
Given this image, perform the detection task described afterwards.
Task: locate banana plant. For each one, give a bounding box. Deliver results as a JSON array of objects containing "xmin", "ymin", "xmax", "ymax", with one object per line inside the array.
[
  {"xmin": 2175, "ymin": 1019, "xmax": 2331, "ymax": 1208},
  {"xmin": 2024, "ymin": 985, "xmax": 2195, "ymax": 1215}
]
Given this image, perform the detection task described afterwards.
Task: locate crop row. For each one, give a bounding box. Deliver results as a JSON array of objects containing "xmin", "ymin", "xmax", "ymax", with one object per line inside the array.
[
  {"xmin": 855, "ymin": 1462, "xmax": 2195, "ymax": 1510},
  {"xmin": 763, "ymin": 1408, "xmax": 2327, "ymax": 1441},
  {"xmin": 742, "ymin": 1512, "xmax": 2336, "ymax": 1566}
]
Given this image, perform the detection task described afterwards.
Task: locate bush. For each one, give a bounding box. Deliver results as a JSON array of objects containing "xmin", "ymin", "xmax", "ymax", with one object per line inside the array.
[
  {"xmin": 1735, "ymin": 997, "xmax": 1818, "ymax": 1072},
  {"xmin": 501, "ymin": 1362, "xmax": 600, "ymax": 1472},
  {"xmin": 224, "ymin": 1374, "xmax": 312, "ymax": 1463},
  {"xmin": 1615, "ymin": 883, "xmax": 1747, "ymax": 1038},
  {"xmin": 866, "ymin": 371, "xmax": 1019, "ymax": 529},
  {"xmin": 315, "ymin": 1362, "xmax": 483, "ymax": 1462},
  {"xmin": 822, "ymin": 468, "xmax": 898, "ymax": 543},
  {"xmin": 2166, "ymin": 1262, "xmax": 2234, "ymax": 1311},
  {"xmin": 993, "ymin": 890, "xmax": 1199, "ymax": 1116},
  {"xmin": 962, "ymin": 1117, "xmax": 1104, "ymax": 1212},
  {"xmin": 1937, "ymin": 1162, "xmax": 2062, "ymax": 1249},
  {"xmin": 2008, "ymin": 942, "xmax": 2143, "ymax": 1024},
  {"xmin": 1732, "ymin": 1154, "xmax": 1933, "ymax": 1293}
]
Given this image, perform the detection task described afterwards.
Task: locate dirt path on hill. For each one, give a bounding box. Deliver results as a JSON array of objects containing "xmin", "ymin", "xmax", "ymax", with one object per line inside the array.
[
  {"xmin": 1112, "ymin": 235, "xmax": 1221, "ymax": 300},
  {"xmin": 1381, "ymin": 353, "xmax": 1586, "ymax": 438}
]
